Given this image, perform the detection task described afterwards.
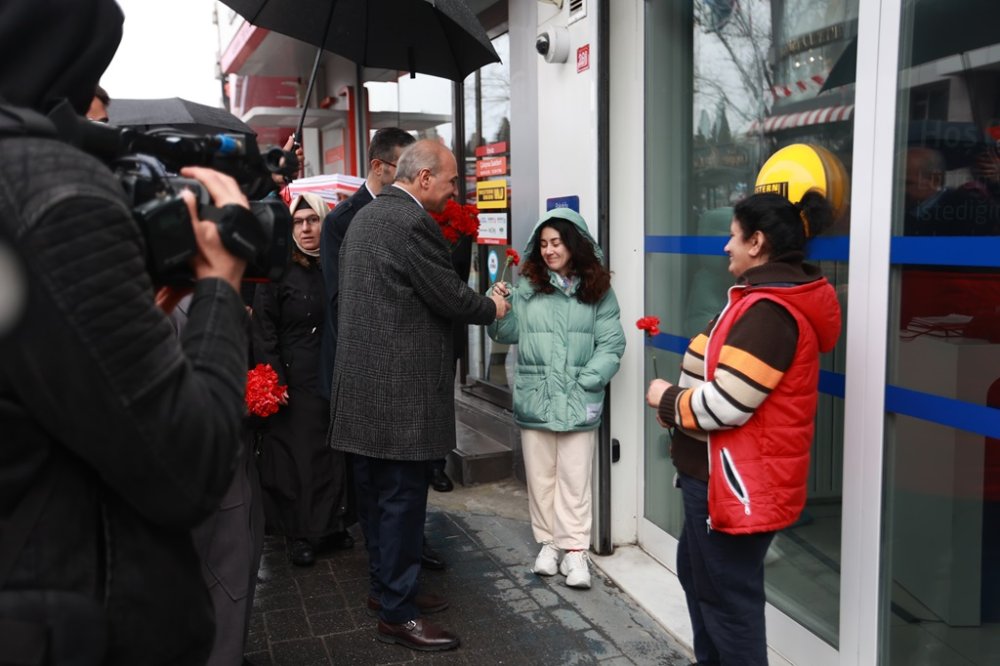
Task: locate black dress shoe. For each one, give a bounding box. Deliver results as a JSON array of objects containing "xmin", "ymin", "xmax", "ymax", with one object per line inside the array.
[
  {"xmin": 376, "ymin": 617, "xmax": 459, "ymax": 651},
  {"xmin": 430, "ymin": 467, "xmax": 454, "ymax": 492},
  {"xmin": 289, "ymin": 538, "xmax": 315, "ymax": 567},
  {"xmin": 421, "ymin": 544, "xmax": 446, "ymax": 571},
  {"xmin": 366, "ymin": 592, "xmax": 449, "ymax": 616}
]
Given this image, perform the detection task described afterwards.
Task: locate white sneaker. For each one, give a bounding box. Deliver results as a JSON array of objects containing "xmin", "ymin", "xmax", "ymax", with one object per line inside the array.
[
  {"xmin": 559, "ymin": 550, "xmax": 592, "ymax": 589},
  {"xmin": 531, "ymin": 542, "xmax": 561, "ymax": 576}
]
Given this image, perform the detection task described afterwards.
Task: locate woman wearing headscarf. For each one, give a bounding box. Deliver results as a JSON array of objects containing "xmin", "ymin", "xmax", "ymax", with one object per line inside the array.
[
  {"xmin": 252, "ymin": 193, "xmax": 351, "ymax": 566},
  {"xmin": 645, "ymin": 191, "xmax": 842, "ymax": 665},
  {"xmin": 489, "ymin": 209, "xmax": 625, "ymax": 590}
]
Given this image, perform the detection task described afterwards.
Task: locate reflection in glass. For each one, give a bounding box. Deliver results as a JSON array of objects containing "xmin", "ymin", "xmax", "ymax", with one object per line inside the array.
[
  {"xmin": 646, "ymin": 0, "xmax": 856, "ymax": 647},
  {"xmin": 883, "ymin": 1, "xmax": 1000, "ymax": 664}
]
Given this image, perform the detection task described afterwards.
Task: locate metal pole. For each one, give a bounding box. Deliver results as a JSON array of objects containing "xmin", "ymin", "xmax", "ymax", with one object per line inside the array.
[{"xmin": 595, "ymin": 0, "xmax": 613, "ymax": 557}]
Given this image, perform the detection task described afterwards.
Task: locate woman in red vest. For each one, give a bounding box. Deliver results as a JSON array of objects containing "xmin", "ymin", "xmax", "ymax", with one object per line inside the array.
[{"xmin": 646, "ymin": 191, "xmax": 842, "ymax": 665}]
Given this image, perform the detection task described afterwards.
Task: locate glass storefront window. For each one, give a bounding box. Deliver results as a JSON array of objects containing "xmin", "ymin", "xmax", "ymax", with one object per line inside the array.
[
  {"xmin": 462, "ymin": 32, "xmax": 513, "ymax": 397},
  {"xmin": 645, "ymin": 0, "xmax": 855, "ymax": 647},
  {"xmin": 881, "ymin": 1, "xmax": 1000, "ymax": 663}
]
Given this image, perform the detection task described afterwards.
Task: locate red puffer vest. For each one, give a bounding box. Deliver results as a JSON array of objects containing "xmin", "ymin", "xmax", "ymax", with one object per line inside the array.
[{"xmin": 705, "ymin": 279, "xmax": 840, "ymax": 534}]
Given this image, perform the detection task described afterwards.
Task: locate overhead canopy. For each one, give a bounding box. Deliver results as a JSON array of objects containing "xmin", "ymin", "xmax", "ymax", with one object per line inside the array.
[
  {"xmin": 748, "ymin": 105, "xmax": 855, "ymax": 134},
  {"xmin": 821, "ymin": 0, "xmax": 999, "ymax": 91}
]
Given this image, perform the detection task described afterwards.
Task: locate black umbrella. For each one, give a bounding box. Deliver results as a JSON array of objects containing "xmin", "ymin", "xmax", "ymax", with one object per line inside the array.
[
  {"xmin": 821, "ymin": 0, "xmax": 998, "ymax": 92},
  {"xmin": 107, "ymin": 97, "xmax": 255, "ymax": 135},
  {"xmin": 219, "ymin": 0, "xmax": 501, "ymax": 140}
]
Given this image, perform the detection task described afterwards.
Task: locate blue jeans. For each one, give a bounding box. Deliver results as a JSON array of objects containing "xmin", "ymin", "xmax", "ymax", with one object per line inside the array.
[{"xmin": 676, "ymin": 473, "xmax": 775, "ymax": 666}]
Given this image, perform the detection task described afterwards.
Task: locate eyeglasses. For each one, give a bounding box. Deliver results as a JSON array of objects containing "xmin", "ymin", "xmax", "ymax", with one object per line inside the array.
[
  {"xmin": 380, "ymin": 159, "xmax": 397, "ymax": 169},
  {"xmin": 293, "ymin": 215, "xmax": 322, "ymax": 226}
]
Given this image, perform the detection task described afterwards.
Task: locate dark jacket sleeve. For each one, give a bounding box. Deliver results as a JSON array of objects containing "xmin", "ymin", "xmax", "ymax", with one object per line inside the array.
[
  {"xmin": 8, "ymin": 185, "xmax": 247, "ymax": 528},
  {"xmin": 405, "ymin": 215, "xmax": 496, "ymax": 325},
  {"xmin": 251, "ymin": 280, "xmax": 287, "ymax": 386}
]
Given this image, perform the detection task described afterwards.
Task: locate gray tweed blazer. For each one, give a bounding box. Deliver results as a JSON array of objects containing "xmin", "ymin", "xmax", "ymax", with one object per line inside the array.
[{"xmin": 328, "ymin": 186, "xmax": 497, "ymax": 461}]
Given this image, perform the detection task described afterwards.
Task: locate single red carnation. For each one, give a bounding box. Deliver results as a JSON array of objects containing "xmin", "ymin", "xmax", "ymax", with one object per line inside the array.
[{"xmin": 505, "ymin": 248, "xmax": 520, "ymax": 266}]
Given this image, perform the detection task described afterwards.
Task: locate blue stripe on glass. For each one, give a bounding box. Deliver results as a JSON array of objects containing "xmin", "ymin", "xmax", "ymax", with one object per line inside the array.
[
  {"xmin": 890, "ymin": 237, "xmax": 1000, "ymax": 268},
  {"xmin": 642, "ymin": 338, "xmax": 999, "ymax": 437},
  {"xmin": 885, "ymin": 385, "xmax": 1000, "ymax": 439},
  {"xmin": 645, "ymin": 235, "xmax": 849, "ymax": 261}
]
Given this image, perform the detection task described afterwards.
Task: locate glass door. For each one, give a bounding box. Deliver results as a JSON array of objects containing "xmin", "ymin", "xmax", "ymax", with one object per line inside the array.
[{"xmin": 642, "ymin": 0, "xmax": 855, "ymax": 657}]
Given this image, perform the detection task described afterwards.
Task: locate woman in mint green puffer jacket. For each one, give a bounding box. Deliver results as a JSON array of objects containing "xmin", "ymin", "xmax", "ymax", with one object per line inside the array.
[{"xmin": 488, "ymin": 208, "xmax": 625, "ymax": 589}]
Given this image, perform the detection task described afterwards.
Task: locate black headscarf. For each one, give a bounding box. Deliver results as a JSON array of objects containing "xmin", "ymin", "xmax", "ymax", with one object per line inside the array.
[{"xmin": 0, "ymin": 0, "xmax": 123, "ymax": 114}]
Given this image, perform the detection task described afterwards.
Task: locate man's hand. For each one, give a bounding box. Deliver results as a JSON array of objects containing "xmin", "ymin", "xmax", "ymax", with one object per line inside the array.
[
  {"xmin": 490, "ymin": 290, "xmax": 510, "ymax": 319},
  {"xmin": 179, "ymin": 166, "xmax": 249, "ymax": 293}
]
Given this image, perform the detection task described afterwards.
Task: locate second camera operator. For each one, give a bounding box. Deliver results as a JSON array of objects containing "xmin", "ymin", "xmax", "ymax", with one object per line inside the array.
[{"xmin": 0, "ymin": 1, "xmax": 256, "ymax": 664}]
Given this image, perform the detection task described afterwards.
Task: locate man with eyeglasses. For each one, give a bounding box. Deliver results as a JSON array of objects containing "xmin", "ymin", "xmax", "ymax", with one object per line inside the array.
[{"xmin": 319, "ymin": 127, "xmax": 416, "ymax": 401}]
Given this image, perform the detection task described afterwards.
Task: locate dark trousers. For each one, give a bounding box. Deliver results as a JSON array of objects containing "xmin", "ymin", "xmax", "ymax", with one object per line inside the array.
[
  {"xmin": 676, "ymin": 473, "xmax": 775, "ymax": 666},
  {"xmin": 352, "ymin": 454, "xmax": 428, "ymax": 624}
]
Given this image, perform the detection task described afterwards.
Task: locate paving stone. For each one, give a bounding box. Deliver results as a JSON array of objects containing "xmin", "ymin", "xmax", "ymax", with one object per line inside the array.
[
  {"xmin": 247, "ymin": 491, "xmax": 690, "ymax": 665},
  {"xmin": 264, "ymin": 608, "xmax": 311, "ymax": 642},
  {"xmin": 270, "ymin": 637, "xmax": 329, "ymax": 666}
]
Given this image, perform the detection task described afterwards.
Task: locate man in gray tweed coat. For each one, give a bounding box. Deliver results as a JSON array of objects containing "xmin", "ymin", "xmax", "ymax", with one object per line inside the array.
[{"xmin": 329, "ymin": 140, "xmax": 509, "ymax": 652}]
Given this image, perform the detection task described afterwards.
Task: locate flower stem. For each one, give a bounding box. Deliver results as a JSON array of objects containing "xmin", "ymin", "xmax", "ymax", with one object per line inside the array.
[{"xmin": 652, "ymin": 353, "xmax": 659, "ymax": 379}]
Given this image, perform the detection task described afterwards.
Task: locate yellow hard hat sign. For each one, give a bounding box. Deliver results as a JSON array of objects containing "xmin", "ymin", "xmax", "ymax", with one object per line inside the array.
[{"xmin": 754, "ymin": 143, "xmax": 848, "ymax": 219}]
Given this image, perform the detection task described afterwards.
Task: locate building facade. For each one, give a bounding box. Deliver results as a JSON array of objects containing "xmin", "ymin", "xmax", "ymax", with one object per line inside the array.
[{"xmin": 217, "ymin": 1, "xmax": 1000, "ymax": 663}]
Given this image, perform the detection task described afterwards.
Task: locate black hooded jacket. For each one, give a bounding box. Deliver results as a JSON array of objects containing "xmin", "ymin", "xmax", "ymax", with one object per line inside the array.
[{"xmin": 0, "ymin": 2, "xmax": 248, "ymax": 664}]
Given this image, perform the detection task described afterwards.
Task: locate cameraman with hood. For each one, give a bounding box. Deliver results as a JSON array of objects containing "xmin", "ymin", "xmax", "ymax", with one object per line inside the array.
[{"xmin": 0, "ymin": 1, "xmax": 253, "ymax": 664}]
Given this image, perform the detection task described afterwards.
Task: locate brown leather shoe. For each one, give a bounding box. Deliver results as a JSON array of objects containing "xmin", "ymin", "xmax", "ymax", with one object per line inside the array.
[
  {"xmin": 376, "ymin": 617, "xmax": 459, "ymax": 651},
  {"xmin": 366, "ymin": 592, "xmax": 449, "ymax": 616}
]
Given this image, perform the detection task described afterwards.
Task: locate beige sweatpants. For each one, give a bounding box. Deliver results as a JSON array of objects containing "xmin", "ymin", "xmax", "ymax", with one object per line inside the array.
[{"xmin": 520, "ymin": 428, "xmax": 597, "ymax": 551}]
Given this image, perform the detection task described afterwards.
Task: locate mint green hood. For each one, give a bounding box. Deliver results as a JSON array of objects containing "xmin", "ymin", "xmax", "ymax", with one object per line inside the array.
[{"xmin": 524, "ymin": 208, "xmax": 604, "ymax": 264}]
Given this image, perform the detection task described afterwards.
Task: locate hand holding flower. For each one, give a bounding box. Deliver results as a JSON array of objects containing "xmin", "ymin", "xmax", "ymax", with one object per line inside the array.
[
  {"xmin": 636, "ymin": 315, "xmax": 661, "ymax": 378},
  {"xmin": 495, "ymin": 248, "xmax": 520, "ymax": 287}
]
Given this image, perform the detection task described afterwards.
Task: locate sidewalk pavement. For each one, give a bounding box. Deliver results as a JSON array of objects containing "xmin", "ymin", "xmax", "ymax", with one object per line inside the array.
[{"xmin": 245, "ymin": 481, "xmax": 692, "ymax": 665}]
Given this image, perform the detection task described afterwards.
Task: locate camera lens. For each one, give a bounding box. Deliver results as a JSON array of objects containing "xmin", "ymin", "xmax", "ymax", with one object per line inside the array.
[{"xmin": 535, "ymin": 33, "xmax": 550, "ymax": 56}]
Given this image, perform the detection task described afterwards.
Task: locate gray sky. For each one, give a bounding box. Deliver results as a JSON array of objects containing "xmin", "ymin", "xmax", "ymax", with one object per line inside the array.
[{"xmin": 101, "ymin": 0, "xmax": 222, "ymax": 106}]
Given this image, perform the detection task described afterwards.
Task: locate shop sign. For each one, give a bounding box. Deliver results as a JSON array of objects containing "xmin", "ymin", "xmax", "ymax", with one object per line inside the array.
[
  {"xmin": 487, "ymin": 248, "xmax": 500, "ymax": 281},
  {"xmin": 476, "ymin": 178, "xmax": 508, "ymax": 210},
  {"xmin": 476, "ymin": 156, "xmax": 507, "ymax": 178},
  {"xmin": 475, "ymin": 141, "xmax": 507, "ymax": 157},
  {"xmin": 780, "ymin": 20, "xmax": 852, "ymax": 58},
  {"xmin": 577, "ymin": 44, "xmax": 590, "ymax": 73},
  {"xmin": 477, "ymin": 212, "xmax": 508, "ymax": 246},
  {"xmin": 546, "ymin": 195, "xmax": 579, "ymax": 212}
]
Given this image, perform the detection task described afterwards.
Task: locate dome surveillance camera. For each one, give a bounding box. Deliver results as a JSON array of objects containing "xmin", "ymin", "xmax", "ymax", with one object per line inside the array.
[
  {"xmin": 535, "ymin": 33, "xmax": 551, "ymax": 57},
  {"xmin": 535, "ymin": 27, "xmax": 569, "ymax": 64}
]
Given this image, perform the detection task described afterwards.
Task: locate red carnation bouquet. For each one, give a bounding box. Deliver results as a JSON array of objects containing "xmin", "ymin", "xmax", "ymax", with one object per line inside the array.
[
  {"xmin": 636, "ymin": 315, "xmax": 661, "ymax": 378},
  {"xmin": 245, "ymin": 363, "xmax": 288, "ymax": 418},
  {"xmin": 430, "ymin": 199, "xmax": 481, "ymax": 246}
]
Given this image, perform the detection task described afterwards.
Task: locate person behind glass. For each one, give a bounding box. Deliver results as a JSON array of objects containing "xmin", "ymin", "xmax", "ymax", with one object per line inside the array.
[
  {"xmin": 644, "ymin": 191, "xmax": 842, "ymax": 666},
  {"xmin": 328, "ymin": 140, "xmax": 510, "ymax": 652},
  {"xmin": 488, "ymin": 209, "xmax": 625, "ymax": 590},
  {"xmin": 251, "ymin": 193, "xmax": 351, "ymax": 567}
]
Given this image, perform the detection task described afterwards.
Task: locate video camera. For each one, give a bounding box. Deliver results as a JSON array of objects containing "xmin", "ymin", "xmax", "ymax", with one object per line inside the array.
[{"xmin": 48, "ymin": 101, "xmax": 295, "ymax": 286}]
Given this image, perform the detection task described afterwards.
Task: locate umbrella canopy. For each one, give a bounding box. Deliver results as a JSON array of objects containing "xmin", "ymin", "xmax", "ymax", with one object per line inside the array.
[
  {"xmin": 821, "ymin": 0, "xmax": 998, "ymax": 91},
  {"xmin": 220, "ymin": 0, "xmax": 501, "ymax": 83},
  {"xmin": 107, "ymin": 97, "xmax": 255, "ymax": 135}
]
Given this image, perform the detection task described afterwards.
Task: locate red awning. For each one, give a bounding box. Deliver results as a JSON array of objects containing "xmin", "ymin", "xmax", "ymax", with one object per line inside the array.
[{"xmin": 747, "ymin": 104, "xmax": 855, "ymax": 134}]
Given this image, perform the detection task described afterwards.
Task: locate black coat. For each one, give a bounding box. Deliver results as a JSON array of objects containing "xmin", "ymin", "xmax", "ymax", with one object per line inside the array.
[
  {"xmin": 318, "ymin": 184, "xmax": 373, "ymax": 399},
  {"xmin": 0, "ymin": 136, "xmax": 247, "ymax": 665},
  {"xmin": 328, "ymin": 186, "xmax": 497, "ymax": 461},
  {"xmin": 252, "ymin": 256, "xmax": 347, "ymax": 537}
]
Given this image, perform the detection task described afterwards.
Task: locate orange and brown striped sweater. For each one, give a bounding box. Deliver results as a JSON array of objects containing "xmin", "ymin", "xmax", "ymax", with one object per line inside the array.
[{"xmin": 658, "ymin": 260, "xmax": 822, "ymax": 482}]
